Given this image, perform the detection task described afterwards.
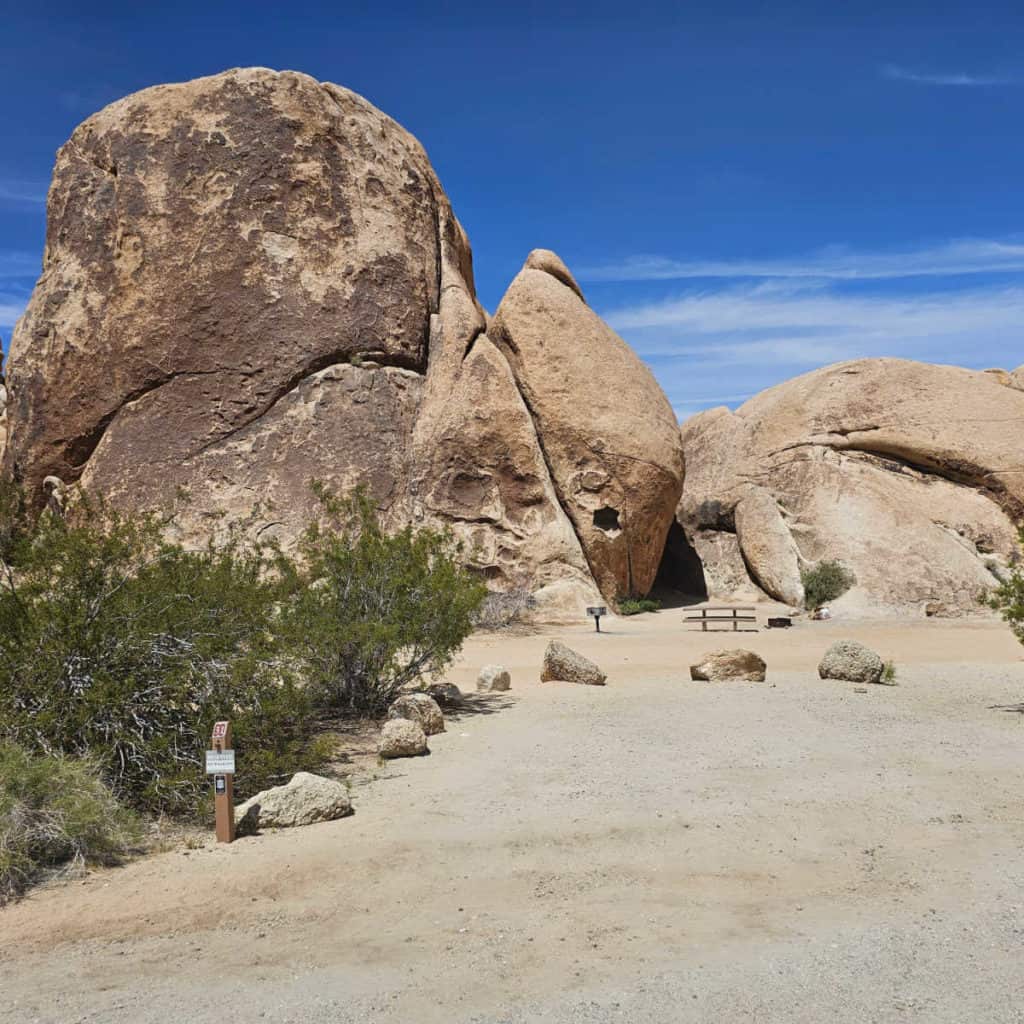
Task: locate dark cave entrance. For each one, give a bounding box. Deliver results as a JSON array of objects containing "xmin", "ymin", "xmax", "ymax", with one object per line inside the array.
[{"xmin": 651, "ymin": 520, "xmax": 708, "ymax": 606}]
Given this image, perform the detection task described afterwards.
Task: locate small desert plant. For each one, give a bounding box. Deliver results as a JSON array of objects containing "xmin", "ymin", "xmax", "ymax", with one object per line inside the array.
[
  {"xmin": 985, "ymin": 528, "xmax": 1024, "ymax": 643},
  {"xmin": 0, "ymin": 742, "xmax": 141, "ymax": 903},
  {"xmin": 277, "ymin": 486, "xmax": 487, "ymax": 715},
  {"xmin": 617, "ymin": 596, "xmax": 661, "ymax": 616},
  {"xmin": 0, "ymin": 488, "xmax": 326, "ymax": 816},
  {"xmin": 801, "ymin": 560, "xmax": 856, "ymax": 610},
  {"xmin": 474, "ymin": 587, "xmax": 538, "ymax": 629},
  {"xmin": 881, "ymin": 660, "xmax": 897, "ymax": 685}
]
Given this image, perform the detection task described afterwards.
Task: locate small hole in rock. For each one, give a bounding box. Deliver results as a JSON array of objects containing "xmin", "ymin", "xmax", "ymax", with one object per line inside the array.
[{"xmin": 593, "ymin": 506, "xmax": 621, "ymax": 533}]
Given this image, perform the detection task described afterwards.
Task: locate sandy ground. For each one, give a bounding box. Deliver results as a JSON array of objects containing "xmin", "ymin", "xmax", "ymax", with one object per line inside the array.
[{"xmin": 2, "ymin": 611, "xmax": 1024, "ymax": 1023}]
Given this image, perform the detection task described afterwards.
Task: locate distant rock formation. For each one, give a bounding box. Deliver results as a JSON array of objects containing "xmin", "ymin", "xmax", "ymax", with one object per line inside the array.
[
  {"xmin": 677, "ymin": 359, "xmax": 1024, "ymax": 616},
  {"xmin": 3, "ymin": 68, "xmax": 684, "ymax": 618}
]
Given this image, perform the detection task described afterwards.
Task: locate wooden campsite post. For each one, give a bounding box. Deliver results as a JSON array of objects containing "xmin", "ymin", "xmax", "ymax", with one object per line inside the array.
[{"xmin": 207, "ymin": 720, "xmax": 236, "ymax": 843}]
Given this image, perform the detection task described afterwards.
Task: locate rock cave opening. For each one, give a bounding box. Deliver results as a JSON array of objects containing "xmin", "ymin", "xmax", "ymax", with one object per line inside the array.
[
  {"xmin": 592, "ymin": 506, "xmax": 621, "ymax": 533},
  {"xmin": 652, "ymin": 520, "xmax": 708, "ymax": 606}
]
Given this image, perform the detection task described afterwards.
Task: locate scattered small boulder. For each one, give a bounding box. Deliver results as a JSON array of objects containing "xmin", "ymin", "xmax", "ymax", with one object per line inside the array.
[
  {"xmin": 387, "ymin": 692, "xmax": 445, "ymax": 735},
  {"xmin": 234, "ymin": 772, "xmax": 352, "ymax": 836},
  {"xmin": 818, "ymin": 639, "xmax": 884, "ymax": 684},
  {"xmin": 379, "ymin": 718, "xmax": 429, "ymax": 759},
  {"xmin": 690, "ymin": 649, "xmax": 766, "ymax": 682},
  {"xmin": 425, "ymin": 681, "xmax": 463, "ymax": 708},
  {"xmin": 541, "ymin": 641, "xmax": 607, "ymax": 685},
  {"xmin": 477, "ymin": 665, "xmax": 511, "ymax": 692}
]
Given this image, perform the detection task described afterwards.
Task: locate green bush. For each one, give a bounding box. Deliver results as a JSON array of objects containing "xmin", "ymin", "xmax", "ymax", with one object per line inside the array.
[
  {"xmin": 0, "ymin": 490, "xmax": 327, "ymax": 816},
  {"xmin": 617, "ymin": 596, "xmax": 661, "ymax": 616},
  {"xmin": 278, "ymin": 487, "xmax": 487, "ymax": 714},
  {"xmin": 0, "ymin": 742, "xmax": 141, "ymax": 903},
  {"xmin": 801, "ymin": 560, "xmax": 856, "ymax": 610},
  {"xmin": 984, "ymin": 529, "xmax": 1024, "ymax": 642}
]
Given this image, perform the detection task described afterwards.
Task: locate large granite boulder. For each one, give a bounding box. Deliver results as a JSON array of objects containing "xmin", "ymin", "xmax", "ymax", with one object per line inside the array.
[
  {"xmin": 491, "ymin": 250, "xmax": 685, "ymax": 602},
  {"xmin": 677, "ymin": 359, "xmax": 1024, "ymax": 616},
  {"xmin": 3, "ymin": 69, "xmax": 685, "ymax": 619},
  {"xmin": 5, "ymin": 68, "xmax": 454, "ymax": 535}
]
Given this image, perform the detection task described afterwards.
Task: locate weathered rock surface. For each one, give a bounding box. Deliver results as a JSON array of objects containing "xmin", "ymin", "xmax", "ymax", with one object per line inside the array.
[
  {"xmin": 4, "ymin": 68, "xmax": 686, "ymax": 620},
  {"xmin": 491, "ymin": 250, "xmax": 685, "ymax": 602},
  {"xmin": 477, "ymin": 665, "xmax": 511, "ymax": 693},
  {"xmin": 387, "ymin": 692, "xmax": 445, "ymax": 736},
  {"xmin": 690, "ymin": 649, "xmax": 767, "ymax": 682},
  {"xmin": 378, "ymin": 718, "xmax": 428, "ymax": 758},
  {"xmin": 818, "ymin": 640, "xmax": 885, "ymax": 684},
  {"xmin": 540, "ymin": 641, "xmax": 607, "ymax": 686},
  {"xmin": 677, "ymin": 359, "xmax": 1024, "ymax": 615},
  {"xmin": 425, "ymin": 682, "xmax": 462, "ymax": 709},
  {"xmin": 234, "ymin": 772, "xmax": 352, "ymax": 835}
]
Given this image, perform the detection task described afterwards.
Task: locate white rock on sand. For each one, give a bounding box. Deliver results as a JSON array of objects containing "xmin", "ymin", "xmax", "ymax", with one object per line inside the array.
[
  {"xmin": 234, "ymin": 772, "xmax": 352, "ymax": 835},
  {"xmin": 477, "ymin": 665, "xmax": 512, "ymax": 692},
  {"xmin": 690, "ymin": 649, "xmax": 767, "ymax": 682},
  {"xmin": 387, "ymin": 692, "xmax": 445, "ymax": 735},
  {"xmin": 378, "ymin": 718, "xmax": 429, "ymax": 758}
]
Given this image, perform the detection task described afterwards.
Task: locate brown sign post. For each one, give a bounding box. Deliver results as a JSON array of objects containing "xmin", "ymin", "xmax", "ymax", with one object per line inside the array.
[{"xmin": 207, "ymin": 720, "xmax": 236, "ymax": 843}]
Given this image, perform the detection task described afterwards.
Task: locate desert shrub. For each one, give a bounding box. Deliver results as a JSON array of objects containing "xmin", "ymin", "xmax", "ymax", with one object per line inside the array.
[
  {"xmin": 0, "ymin": 742, "xmax": 141, "ymax": 903},
  {"xmin": 801, "ymin": 560, "xmax": 856, "ymax": 610},
  {"xmin": 984, "ymin": 531, "xmax": 1024, "ymax": 642},
  {"xmin": 0, "ymin": 491, "xmax": 326, "ymax": 816},
  {"xmin": 881, "ymin": 660, "xmax": 897, "ymax": 685},
  {"xmin": 277, "ymin": 487, "xmax": 487, "ymax": 714},
  {"xmin": 617, "ymin": 596, "xmax": 661, "ymax": 616},
  {"xmin": 474, "ymin": 587, "xmax": 538, "ymax": 629}
]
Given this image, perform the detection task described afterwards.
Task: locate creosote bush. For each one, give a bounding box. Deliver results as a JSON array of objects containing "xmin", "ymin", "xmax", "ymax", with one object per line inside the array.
[
  {"xmin": 277, "ymin": 486, "xmax": 487, "ymax": 715},
  {"xmin": 617, "ymin": 596, "xmax": 661, "ymax": 616},
  {"xmin": 0, "ymin": 488, "xmax": 327, "ymax": 816},
  {"xmin": 0, "ymin": 742, "xmax": 141, "ymax": 903},
  {"xmin": 801, "ymin": 560, "xmax": 856, "ymax": 610},
  {"xmin": 984, "ymin": 527, "xmax": 1024, "ymax": 643}
]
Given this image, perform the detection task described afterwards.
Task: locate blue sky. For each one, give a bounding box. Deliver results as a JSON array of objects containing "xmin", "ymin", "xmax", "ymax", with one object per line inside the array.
[{"xmin": 2, "ymin": 1, "xmax": 1023, "ymax": 420}]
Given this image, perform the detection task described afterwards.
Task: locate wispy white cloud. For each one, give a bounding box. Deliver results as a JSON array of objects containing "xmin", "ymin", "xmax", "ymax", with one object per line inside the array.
[
  {"xmin": 881, "ymin": 64, "xmax": 1019, "ymax": 87},
  {"xmin": 612, "ymin": 281, "xmax": 1024, "ymax": 358},
  {"xmin": 0, "ymin": 181, "xmax": 46, "ymax": 206},
  {"xmin": 579, "ymin": 238, "xmax": 1024, "ymax": 283}
]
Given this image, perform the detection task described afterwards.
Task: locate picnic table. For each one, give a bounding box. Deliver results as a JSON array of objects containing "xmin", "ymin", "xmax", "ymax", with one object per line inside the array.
[{"xmin": 685, "ymin": 606, "xmax": 757, "ymax": 632}]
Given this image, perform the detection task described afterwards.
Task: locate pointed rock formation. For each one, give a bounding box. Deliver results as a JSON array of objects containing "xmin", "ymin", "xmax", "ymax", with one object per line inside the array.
[
  {"xmin": 677, "ymin": 359, "xmax": 1024, "ymax": 615},
  {"xmin": 490, "ymin": 250, "xmax": 685, "ymax": 600}
]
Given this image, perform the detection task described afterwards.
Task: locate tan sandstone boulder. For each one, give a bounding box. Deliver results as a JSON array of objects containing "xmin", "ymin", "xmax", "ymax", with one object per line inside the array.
[
  {"xmin": 818, "ymin": 640, "xmax": 884, "ymax": 684},
  {"xmin": 5, "ymin": 68, "xmax": 462, "ymax": 537},
  {"xmin": 677, "ymin": 359, "xmax": 1024, "ymax": 615},
  {"xmin": 387, "ymin": 692, "xmax": 445, "ymax": 736},
  {"xmin": 378, "ymin": 718, "xmax": 428, "ymax": 759},
  {"xmin": 490, "ymin": 250, "xmax": 685, "ymax": 602},
  {"xmin": 234, "ymin": 772, "xmax": 353, "ymax": 835},
  {"xmin": 690, "ymin": 649, "xmax": 767, "ymax": 682},
  {"xmin": 540, "ymin": 641, "xmax": 607, "ymax": 685},
  {"xmin": 477, "ymin": 665, "xmax": 511, "ymax": 692}
]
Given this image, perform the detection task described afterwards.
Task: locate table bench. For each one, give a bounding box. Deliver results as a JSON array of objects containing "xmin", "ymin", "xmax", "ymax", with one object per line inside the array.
[{"xmin": 685, "ymin": 606, "xmax": 757, "ymax": 632}]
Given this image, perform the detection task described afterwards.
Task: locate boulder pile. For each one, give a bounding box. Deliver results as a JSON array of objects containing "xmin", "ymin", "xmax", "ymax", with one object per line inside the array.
[
  {"xmin": 676, "ymin": 359, "xmax": 1024, "ymax": 616},
  {"xmin": 2, "ymin": 68, "xmax": 683, "ymax": 621}
]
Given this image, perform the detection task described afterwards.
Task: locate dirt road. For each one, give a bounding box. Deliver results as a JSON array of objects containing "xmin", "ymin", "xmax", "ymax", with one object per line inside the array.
[{"xmin": 3, "ymin": 614, "xmax": 1023, "ymax": 1023}]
